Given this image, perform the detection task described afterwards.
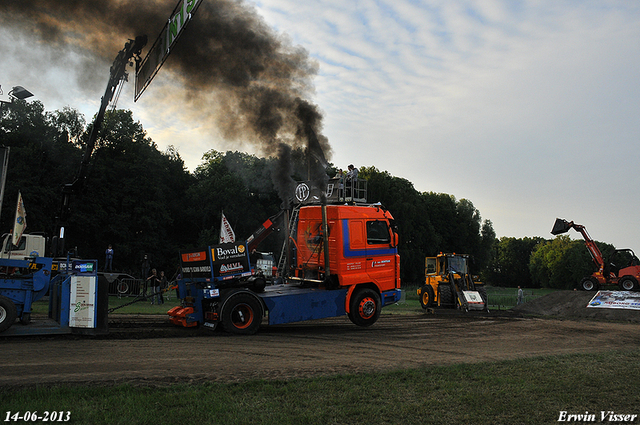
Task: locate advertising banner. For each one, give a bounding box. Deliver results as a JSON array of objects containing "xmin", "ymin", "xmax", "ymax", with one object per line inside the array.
[
  {"xmin": 135, "ymin": 0, "xmax": 202, "ymax": 100},
  {"xmin": 180, "ymin": 248, "xmax": 212, "ymax": 278},
  {"xmin": 70, "ymin": 275, "xmax": 97, "ymax": 328},
  {"xmin": 587, "ymin": 291, "xmax": 640, "ymax": 310},
  {"xmin": 211, "ymin": 242, "xmax": 251, "ymax": 279}
]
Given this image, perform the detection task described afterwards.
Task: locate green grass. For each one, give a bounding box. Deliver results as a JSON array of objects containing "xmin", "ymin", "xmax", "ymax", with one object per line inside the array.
[{"xmin": 2, "ymin": 350, "xmax": 638, "ymax": 425}]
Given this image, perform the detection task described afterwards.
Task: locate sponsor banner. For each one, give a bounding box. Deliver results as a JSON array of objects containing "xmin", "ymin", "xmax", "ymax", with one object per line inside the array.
[
  {"xmin": 588, "ymin": 291, "xmax": 640, "ymax": 310},
  {"xmin": 211, "ymin": 242, "xmax": 250, "ymax": 278},
  {"xmin": 180, "ymin": 248, "xmax": 212, "ymax": 277},
  {"xmin": 135, "ymin": 0, "xmax": 202, "ymax": 100},
  {"xmin": 72, "ymin": 260, "xmax": 97, "ymax": 275},
  {"xmin": 70, "ymin": 275, "xmax": 96, "ymax": 328}
]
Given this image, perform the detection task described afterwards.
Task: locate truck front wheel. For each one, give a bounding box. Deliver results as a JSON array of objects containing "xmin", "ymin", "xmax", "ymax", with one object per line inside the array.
[
  {"xmin": 222, "ymin": 293, "xmax": 263, "ymax": 335},
  {"xmin": 0, "ymin": 295, "xmax": 17, "ymax": 333},
  {"xmin": 348, "ymin": 288, "xmax": 381, "ymax": 327}
]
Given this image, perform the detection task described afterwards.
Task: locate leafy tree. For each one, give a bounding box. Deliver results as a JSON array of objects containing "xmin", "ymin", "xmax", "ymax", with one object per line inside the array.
[
  {"xmin": 70, "ymin": 110, "xmax": 193, "ymax": 276},
  {"xmin": 0, "ymin": 100, "xmax": 81, "ymax": 237},
  {"xmin": 484, "ymin": 237, "xmax": 543, "ymax": 287}
]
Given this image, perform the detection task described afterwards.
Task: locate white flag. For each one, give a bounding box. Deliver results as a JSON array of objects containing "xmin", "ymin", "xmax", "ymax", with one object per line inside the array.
[
  {"xmin": 219, "ymin": 211, "xmax": 236, "ymax": 243},
  {"xmin": 12, "ymin": 191, "xmax": 26, "ymax": 246}
]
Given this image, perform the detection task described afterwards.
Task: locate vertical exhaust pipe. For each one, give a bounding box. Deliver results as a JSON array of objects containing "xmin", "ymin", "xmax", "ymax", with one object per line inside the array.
[{"xmin": 321, "ymin": 198, "xmax": 330, "ymax": 281}]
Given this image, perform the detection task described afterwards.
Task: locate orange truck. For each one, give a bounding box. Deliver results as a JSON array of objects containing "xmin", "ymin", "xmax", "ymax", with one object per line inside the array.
[{"xmin": 169, "ymin": 179, "xmax": 402, "ymax": 334}]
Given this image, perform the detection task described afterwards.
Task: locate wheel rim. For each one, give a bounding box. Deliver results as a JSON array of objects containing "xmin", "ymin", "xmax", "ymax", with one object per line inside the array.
[
  {"xmin": 0, "ymin": 306, "xmax": 6, "ymax": 323},
  {"xmin": 583, "ymin": 281, "xmax": 594, "ymax": 291},
  {"xmin": 421, "ymin": 291, "xmax": 430, "ymax": 306},
  {"xmin": 622, "ymin": 280, "xmax": 634, "ymax": 291},
  {"xmin": 358, "ymin": 297, "xmax": 376, "ymax": 319},
  {"xmin": 230, "ymin": 303, "xmax": 254, "ymax": 329}
]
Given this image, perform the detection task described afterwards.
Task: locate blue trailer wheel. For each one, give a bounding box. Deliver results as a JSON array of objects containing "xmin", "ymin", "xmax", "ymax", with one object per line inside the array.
[{"xmin": 0, "ymin": 295, "xmax": 17, "ymax": 333}]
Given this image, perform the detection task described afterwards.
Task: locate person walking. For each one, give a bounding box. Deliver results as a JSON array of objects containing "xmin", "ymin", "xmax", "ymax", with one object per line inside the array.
[
  {"xmin": 158, "ymin": 271, "xmax": 167, "ymax": 305},
  {"xmin": 517, "ymin": 286, "xmax": 524, "ymax": 305}
]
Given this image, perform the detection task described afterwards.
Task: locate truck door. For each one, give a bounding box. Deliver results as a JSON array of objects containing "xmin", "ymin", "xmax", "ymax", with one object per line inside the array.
[
  {"xmin": 364, "ymin": 220, "xmax": 397, "ymax": 291},
  {"xmin": 344, "ymin": 219, "xmax": 367, "ymax": 276}
]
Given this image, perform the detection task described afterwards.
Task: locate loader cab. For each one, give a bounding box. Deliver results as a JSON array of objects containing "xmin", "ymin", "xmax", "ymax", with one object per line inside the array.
[
  {"xmin": 606, "ymin": 249, "xmax": 640, "ymax": 277},
  {"xmin": 426, "ymin": 253, "xmax": 469, "ymax": 277}
]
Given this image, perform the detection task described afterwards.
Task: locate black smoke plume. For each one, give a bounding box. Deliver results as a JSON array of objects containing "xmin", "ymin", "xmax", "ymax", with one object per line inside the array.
[{"xmin": 0, "ymin": 0, "xmax": 331, "ymax": 199}]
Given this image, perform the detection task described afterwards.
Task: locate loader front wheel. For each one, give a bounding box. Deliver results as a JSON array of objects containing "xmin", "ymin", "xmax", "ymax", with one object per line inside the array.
[
  {"xmin": 0, "ymin": 295, "xmax": 17, "ymax": 333},
  {"xmin": 222, "ymin": 293, "xmax": 263, "ymax": 335},
  {"xmin": 419, "ymin": 285, "xmax": 434, "ymax": 309},
  {"xmin": 580, "ymin": 277, "xmax": 598, "ymax": 291},
  {"xmin": 348, "ymin": 288, "xmax": 381, "ymax": 327}
]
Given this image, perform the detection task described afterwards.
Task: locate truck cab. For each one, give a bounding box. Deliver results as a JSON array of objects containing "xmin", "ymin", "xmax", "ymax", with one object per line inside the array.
[{"xmin": 1, "ymin": 233, "xmax": 46, "ymax": 260}]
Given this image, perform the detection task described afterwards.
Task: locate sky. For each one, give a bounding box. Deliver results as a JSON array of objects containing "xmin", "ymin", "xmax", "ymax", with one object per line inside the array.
[{"xmin": 1, "ymin": 0, "xmax": 640, "ymax": 248}]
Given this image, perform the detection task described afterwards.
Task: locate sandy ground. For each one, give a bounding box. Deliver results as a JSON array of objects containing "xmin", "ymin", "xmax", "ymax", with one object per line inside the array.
[{"xmin": 1, "ymin": 290, "xmax": 640, "ymax": 388}]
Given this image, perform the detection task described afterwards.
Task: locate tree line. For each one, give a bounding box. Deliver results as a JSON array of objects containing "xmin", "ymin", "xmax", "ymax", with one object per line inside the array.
[{"xmin": 0, "ymin": 100, "xmax": 611, "ymax": 288}]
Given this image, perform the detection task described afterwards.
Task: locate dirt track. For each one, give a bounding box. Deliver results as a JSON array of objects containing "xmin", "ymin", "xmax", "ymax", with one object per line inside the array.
[{"xmin": 2, "ymin": 299, "xmax": 640, "ymax": 388}]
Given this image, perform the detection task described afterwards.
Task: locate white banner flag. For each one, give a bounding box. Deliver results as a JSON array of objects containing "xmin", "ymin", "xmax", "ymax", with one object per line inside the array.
[
  {"xmin": 219, "ymin": 211, "xmax": 236, "ymax": 243},
  {"xmin": 12, "ymin": 191, "xmax": 26, "ymax": 246}
]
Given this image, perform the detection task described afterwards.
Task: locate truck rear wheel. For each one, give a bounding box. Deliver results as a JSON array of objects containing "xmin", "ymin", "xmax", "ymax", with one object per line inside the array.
[
  {"xmin": 348, "ymin": 288, "xmax": 381, "ymax": 327},
  {"xmin": 222, "ymin": 293, "xmax": 263, "ymax": 335},
  {"xmin": 419, "ymin": 285, "xmax": 434, "ymax": 309},
  {"xmin": 0, "ymin": 295, "xmax": 17, "ymax": 333}
]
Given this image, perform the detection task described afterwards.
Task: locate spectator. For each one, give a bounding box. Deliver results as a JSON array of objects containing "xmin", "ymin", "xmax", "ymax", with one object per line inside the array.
[
  {"xmin": 147, "ymin": 269, "xmax": 160, "ymax": 304},
  {"xmin": 104, "ymin": 245, "xmax": 114, "ymax": 272},
  {"xmin": 517, "ymin": 286, "xmax": 524, "ymax": 305}
]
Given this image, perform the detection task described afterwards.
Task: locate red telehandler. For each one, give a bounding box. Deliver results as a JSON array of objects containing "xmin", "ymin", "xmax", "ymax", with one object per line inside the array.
[{"xmin": 551, "ymin": 218, "xmax": 640, "ymax": 291}]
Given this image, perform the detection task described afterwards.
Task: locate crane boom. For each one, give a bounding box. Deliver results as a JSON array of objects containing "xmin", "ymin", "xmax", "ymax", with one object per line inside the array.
[
  {"xmin": 53, "ymin": 36, "xmax": 146, "ymax": 256},
  {"xmin": 59, "ymin": 35, "xmax": 147, "ymax": 222}
]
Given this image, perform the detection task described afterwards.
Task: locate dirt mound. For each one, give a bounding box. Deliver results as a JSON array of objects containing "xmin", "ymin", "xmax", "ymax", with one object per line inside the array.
[{"xmin": 512, "ymin": 290, "xmax": 640, "ymax": 323}]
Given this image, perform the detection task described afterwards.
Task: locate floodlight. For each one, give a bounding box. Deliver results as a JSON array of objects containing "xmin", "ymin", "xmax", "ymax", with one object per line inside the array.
[{"xmin": 9, "ymin": 86, "xmax": 34, "ymax": 100}]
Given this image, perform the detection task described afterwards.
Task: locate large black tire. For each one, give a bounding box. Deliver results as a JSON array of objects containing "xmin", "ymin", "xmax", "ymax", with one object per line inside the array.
[
  {"xmin": 0, "ymin": 295, "xmax": 17, "ymax": 333},
  {"xmin": 419, "ymin": 285, "xmax": 434, "ymax": 309},
  {"xmin": 438, "ymin": 284, "xmax": 454, "ymax": 306},
  {"xmin": 348, "ymin": 288, "xmax": 381, "ymax": 327},
  {"xmin": 618, "ymin": 276, "xmax": 638, "ymax": 291},
  {"xmin": 580, "ymin": 277, "xmax": 598, "ymax": 291},
  {"xmin": 221, "ymin": 293, "xmax": 263, "ymax": 335}
]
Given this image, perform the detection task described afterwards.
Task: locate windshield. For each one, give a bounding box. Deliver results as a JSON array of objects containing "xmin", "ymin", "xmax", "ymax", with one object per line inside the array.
[{"xmin": 447, "ymin": 256, "xmax": 468, "ymax": 274}]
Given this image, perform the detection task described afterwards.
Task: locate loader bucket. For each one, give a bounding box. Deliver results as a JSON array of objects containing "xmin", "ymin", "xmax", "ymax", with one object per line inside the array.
[{"xmin": 551, "ymin": 218, "xmax": 572, "ymax": 235}]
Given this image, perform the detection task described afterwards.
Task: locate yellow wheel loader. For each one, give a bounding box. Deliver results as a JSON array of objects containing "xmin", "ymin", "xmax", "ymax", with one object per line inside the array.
[{"xmin": 417, "ymin": 253, "xmax": 488, "ymax": 312}]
